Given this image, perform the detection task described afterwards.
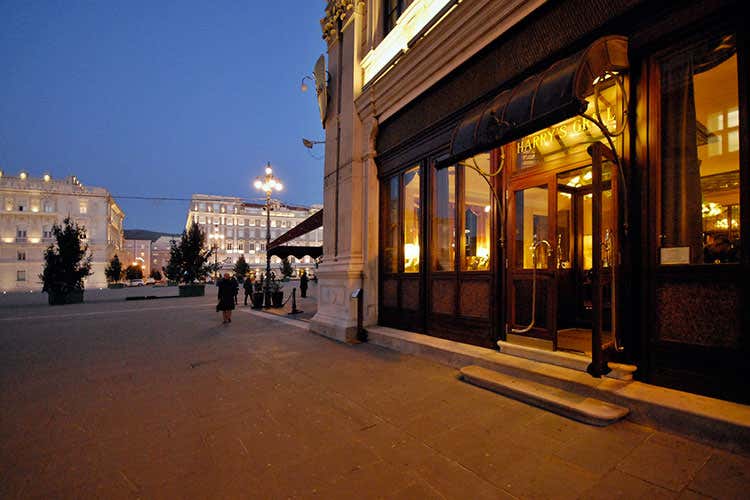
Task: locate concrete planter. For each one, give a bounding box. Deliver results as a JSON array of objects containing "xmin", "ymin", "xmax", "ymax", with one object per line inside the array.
[
  {"xmin": 48, "ymin": 289, "xmax": 84, "ymax": 305},
  {"xmin": 178, "ymin": 284, "xmax": 205, "ymax": 297},
  {"xmin": 251, "ymin": 292, "xmax": 264, "ymax": 309}
]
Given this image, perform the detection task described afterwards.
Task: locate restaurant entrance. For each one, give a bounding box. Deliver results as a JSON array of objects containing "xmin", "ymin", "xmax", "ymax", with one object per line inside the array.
[{"xmin": 507, "ymin": 142, "xmax": 622, "ymax": 375}]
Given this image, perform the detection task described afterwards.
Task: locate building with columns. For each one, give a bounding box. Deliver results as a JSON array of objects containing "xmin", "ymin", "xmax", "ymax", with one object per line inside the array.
[
  {"xmin": 312, "ymin": 0, "xmax": 748, "ymax": 406},
  {"xmin": 186, "ymin": 194, "xmax": 322, "ymax": 278},
  {"xmin": 0, "ymin": 171, "xmax": 125, "ymax": 291}
]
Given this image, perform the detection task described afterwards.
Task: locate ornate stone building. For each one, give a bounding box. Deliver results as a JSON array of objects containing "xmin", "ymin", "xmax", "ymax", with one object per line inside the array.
[
  {"xmin": 185, "ymin": 194, "xmax": 323, "ymax": 277},
  {"xmin": 312, "ymin": 0, "xmax": 748, "ymax": 404},
  {"xmin": 0, "ymin": 171, "xmax": 125, "ymax": 291}
]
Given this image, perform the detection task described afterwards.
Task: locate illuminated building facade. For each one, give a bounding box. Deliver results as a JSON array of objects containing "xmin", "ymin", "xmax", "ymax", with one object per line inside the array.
[
  {"xmin": 0, "ymin": 171, "xmax": 125, "ymax": 291},
  {"xmin": 313, "ymin": 0, "xmax": 748, "ymax": 403},
  {"xmin": 186, "ymin": 194, "xmax": 323, "ymax": 277}
]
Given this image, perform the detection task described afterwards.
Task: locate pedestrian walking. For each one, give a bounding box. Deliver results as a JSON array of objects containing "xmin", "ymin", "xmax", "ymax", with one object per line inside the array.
[
  {"xmin": 299, "ymin": 270, "xmax": 309, "ymax": 298},
  {"xmin": 216, "ymin": 272, "xmax": 238, "ymax": 324},
  {"xmin": 243, "ymin": 275, "xmax": 253, "ymax": 305},
  {"xmin": 233, "ymin": 275, "xmax": 240, "ymax": 304}
]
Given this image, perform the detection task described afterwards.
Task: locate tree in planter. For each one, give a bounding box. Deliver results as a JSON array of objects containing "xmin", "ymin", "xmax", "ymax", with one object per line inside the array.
[
  {"xmin": 279, "ymin": 256, "xmax": 294, "ymax": 280},
  {"xmin": 105, "ymin": 254, "xmax": 123, "ymax": 284},
  {"xmin": 177, "ymin": 222, "xmax": 213, "ymax": 283},
  {"xmin": 39, "ymin": 217, "xmax": 93, "ymax": 304},
  {"xmin": 149, "ymin": 269, "xmax": 163, "ymax": 281},
  {"xmin": 164, "ymin": 244, "xmax": 182, "ymax": 283},
  {"xmin": 233, "ymin": 255, "xmax": 250, "ymax": 280}
]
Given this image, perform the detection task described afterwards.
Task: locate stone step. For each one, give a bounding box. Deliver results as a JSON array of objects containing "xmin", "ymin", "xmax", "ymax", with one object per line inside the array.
[{"xmin": 459, "ymin": 365, "xmax": 630, "ymax": 426}]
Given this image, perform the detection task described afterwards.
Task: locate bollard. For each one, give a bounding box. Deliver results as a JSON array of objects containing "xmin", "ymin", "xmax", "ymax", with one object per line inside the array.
[
  {"xmin": 351, "ymin": 288, "xmax": 366, "ymax": 342},
  {"xmin": 288, "ymin": 287, "xmax": 303, "ymax": 315}
]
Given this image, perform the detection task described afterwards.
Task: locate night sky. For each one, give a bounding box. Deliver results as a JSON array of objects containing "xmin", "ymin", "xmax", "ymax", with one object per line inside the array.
[{"xmin": 1, "ymin": 1, "xmax": 327, "ymax": 233}]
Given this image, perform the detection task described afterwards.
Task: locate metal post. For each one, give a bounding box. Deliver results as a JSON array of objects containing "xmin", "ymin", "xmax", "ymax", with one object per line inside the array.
[
  {"xmin": 265, "ymin": 191, "xmax": 271, "ymax": 308},
  {"xmin": 288, "ymin": 287, "xmax": 303, "ymax": 315}
]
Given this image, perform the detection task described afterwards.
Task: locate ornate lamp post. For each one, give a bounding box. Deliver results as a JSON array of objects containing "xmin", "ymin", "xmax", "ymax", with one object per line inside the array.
[
  {"xmin": 208, "ymin": 232, "xmax": 224, "ymax": 281},
  {"xmin": 253, "ymin": 162, "xmax": 283, "ymax": 307}
]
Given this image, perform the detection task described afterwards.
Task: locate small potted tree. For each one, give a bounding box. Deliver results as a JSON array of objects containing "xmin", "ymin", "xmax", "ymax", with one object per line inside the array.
[
  {"xmin": 270, "ymin": 274, "xmax": 284, "ymax": 308},
  {"xmin": 174, "ymin": 222, "xmax": 212, "ymax": 297},
  {"xmin": 39, "ymin": 217, "xmax": 93, "ymax": 305},
  {"xmin": 251, "ymin": 278, "xmax": 265, "ymax": 309},
  {"xmin": 105, "ymin": 254, "xmax": 125, "ymax": 288},
  {"xmin": 234, "ymin": 255, "xmax": 250, "ymax": 283}
]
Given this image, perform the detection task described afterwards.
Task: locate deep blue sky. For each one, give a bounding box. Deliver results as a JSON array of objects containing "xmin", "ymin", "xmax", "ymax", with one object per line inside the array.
[{"xmin": 0, "ymin": 1, "xmax": 327, "ymax": 233}]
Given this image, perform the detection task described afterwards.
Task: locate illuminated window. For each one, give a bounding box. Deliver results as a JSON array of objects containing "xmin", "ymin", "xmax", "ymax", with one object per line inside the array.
[
  {"xmin": 383, "ymin": 176, "xmax": 399, "ymax": 273},
  {"xmin": 463, "ymin": 165, "xmax": 491, "ymax": 271},
  {"xmin": 403, "ymin": 167, "xmax": 421, "ymax": 273},
  {"xmin": 433, "ymin": 166, "xmax": 456, "ymax": 271},
  {"xmin": 658, "ymin": 32, "xmax": 740, "ymax": 264}
]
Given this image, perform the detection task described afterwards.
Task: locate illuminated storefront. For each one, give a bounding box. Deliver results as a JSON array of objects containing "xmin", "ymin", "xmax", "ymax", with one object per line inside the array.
[{"xmin": 315, "ymin": 0, "xmax": 746, "ymax": 404}]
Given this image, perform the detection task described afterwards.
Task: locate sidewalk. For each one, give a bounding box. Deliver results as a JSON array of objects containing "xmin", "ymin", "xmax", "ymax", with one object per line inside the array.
[
  {"xmin": 247, "ymin": 292, "xmax": 750, "ymax": 458},
  {"xmin": 2, "ymin": 295, "xmax": 749, "ymax": 498}
]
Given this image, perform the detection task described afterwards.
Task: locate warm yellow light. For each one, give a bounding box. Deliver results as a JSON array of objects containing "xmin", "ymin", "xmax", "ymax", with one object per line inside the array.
[
  {"xmin": 265, "ymin": 166, "xmax": 273, "ymax": 175},
  {"xmin": 43, "ymin": 174, "xmax": 51, "ymax": 182},
  {"xmin": 275, "ymin": 183, "xmax": 283, "ymax": 191},
  {"xmin": 484, "ymin": 205, "xmax": 491, "ymax": 213},
  {"xmin": 31, "ymin": 207, "xmax": 39, "ymax": 213},
  {"xmin": 29, "ymin": 237, "xmax": 40, "ymax": 243},
  {"xmin": 404, "ymin": 243, "xmax": 420, "ymax": 266},
  {"xmin": 3, "ymin": 237, "xmax": 14, "ymax": 243},
  {"xmin": 567, "ymin": 176, "xmax": 582, "ymax": 187},
  {"xmin": 477, "ymin": 246, "xmax": 490, "ymax": 259},
  {"xmin": 19, "ymin": 172, "xmax": 27, "ymax": 179},
  {"xmin": 253, "ymin": 180, "xmax": 262, "ymax": 189},
  {"xmin": 583, "ymin": 171, "xmax": 592, "ymax": 181},
  {"xmin": 361, "ymin": 0, "xmax": 454, "ymax": 84}
]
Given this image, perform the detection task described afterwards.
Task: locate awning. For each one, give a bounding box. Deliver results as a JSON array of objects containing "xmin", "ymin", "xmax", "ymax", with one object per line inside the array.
[
  {"xmin": 268, "ymin": 208, "xmax": 323, "ymax": 250},
  {"xmin": 268, "ymin": 245, "xmax": 323, "ymax": 260},
  {"xmin": 449, "ymin": 35, "xmax": 628, "ymax": 162}
]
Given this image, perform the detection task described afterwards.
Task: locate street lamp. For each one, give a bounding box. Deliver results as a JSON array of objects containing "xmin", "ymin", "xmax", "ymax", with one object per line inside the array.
[
  {"xmin": 253, "ymin": 162, "xmax": 283, "ymax": 307},
  {"xmin": 208, "ymin": 232, "xmax": 224, "ymax": 281}
]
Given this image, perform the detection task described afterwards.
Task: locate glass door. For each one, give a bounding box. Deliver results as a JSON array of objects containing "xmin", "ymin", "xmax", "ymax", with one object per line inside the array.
[
  {"xmin": 587, "ymin": 142, "xmax": 619, "ymax": 377},
  {"xmin": 507, "ymin": 181, "xmax": 556, "ymax": 345}
]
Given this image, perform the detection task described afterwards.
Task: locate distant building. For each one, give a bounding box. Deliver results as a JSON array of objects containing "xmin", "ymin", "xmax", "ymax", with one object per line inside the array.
[
  {"xmin": 121, "ymin": 238, "xmax": 152, "ymax": 277},
  {"xmin": 186, "ymin": 194, "xmax": 322, "ymax": 277},
  {"xmin": 151, "ymin": 235, "xmax": 179, "ymax": 277},
  {"xmin": 0, "ymin": 171, "xmax": 124, "ymax": 291}
]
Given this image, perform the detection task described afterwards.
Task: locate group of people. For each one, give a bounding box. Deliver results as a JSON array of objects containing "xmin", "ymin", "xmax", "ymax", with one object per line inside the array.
[{"xmin": 215, "ymin": 270, "xmax": 314, "ymax": 324}]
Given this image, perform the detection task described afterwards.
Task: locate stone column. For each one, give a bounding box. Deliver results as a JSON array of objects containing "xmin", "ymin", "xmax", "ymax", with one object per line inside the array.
[{"xmin": 311, "ymin": 3, "xmax": 379, "ymax": 343}]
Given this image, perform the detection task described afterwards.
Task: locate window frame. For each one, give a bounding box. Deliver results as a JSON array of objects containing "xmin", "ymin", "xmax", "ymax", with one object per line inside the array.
[
  {"xmin": 383, "ymin": 0, "xmax": 405, "ymax": 36},
  {"xmin": 650, "ymin": 28, "xmax": 743, "ymax": 268}
]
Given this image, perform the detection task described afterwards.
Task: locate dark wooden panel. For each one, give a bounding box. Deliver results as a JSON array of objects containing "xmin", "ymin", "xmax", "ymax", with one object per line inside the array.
[
  {"xmin": 382, "ymin": 278, "xmax": 397, "ymax": 308},
  {"xmin": 402, "ymin": 278, "xmax": 420, "ymax": 311},
  {"xmin": 656, "ymin": 282, "xmax": 741, "ymax": 349},
  {"xmin": 427, "ymin": 314, "xmax": 495, "ymax": 349},
  {"xmin": 459, "ymin": 280, "xmax": 490, "ymax": 318},
  {"xmin": 431, "ymin": 278, "xmax": 456, "ymax": 315}
]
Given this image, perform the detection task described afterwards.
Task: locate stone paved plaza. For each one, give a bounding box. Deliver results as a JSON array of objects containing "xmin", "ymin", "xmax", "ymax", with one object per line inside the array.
[{"xmin": 1, "ymin": 291, "xmax": 749, "ymax": 499}]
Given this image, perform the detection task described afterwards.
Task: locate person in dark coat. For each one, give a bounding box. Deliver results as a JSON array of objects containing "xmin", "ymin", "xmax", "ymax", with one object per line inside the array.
[
  {"xmin": 217, "ymin": 272, "xmax": 238, "ymax": 323},
  {"xmin": 243, "ymin": 275, "xmax": 253, "ymax": 305},
  {"xmin": 299, "ymin": 270, "xmax": 309, "ymax": 298}
]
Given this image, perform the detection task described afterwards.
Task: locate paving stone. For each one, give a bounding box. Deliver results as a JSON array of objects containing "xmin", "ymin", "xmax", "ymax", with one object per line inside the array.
[
  {"xmin": 687, "ymin": 450, "xmax": 750, "ymax": 499},
  {"xmin": 2, "ymin": 294, "xmax": 749, "ymax": 498},
  {"xmin": 616, "ymin": 432, "xmax": 714, "ymax": 491},
  {"xmin": 578, "ymin": 469, "xmax": 677, "ymax": 499}
]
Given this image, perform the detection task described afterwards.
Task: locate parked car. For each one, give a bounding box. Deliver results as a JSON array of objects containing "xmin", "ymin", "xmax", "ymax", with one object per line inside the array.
[
  {"xmin": 128, "ymin": 279, "xmax": 145, "ymax": 287},
  {"xmin": 145, "ymin": 277, "xmax": 155, "ymax": 285}
]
